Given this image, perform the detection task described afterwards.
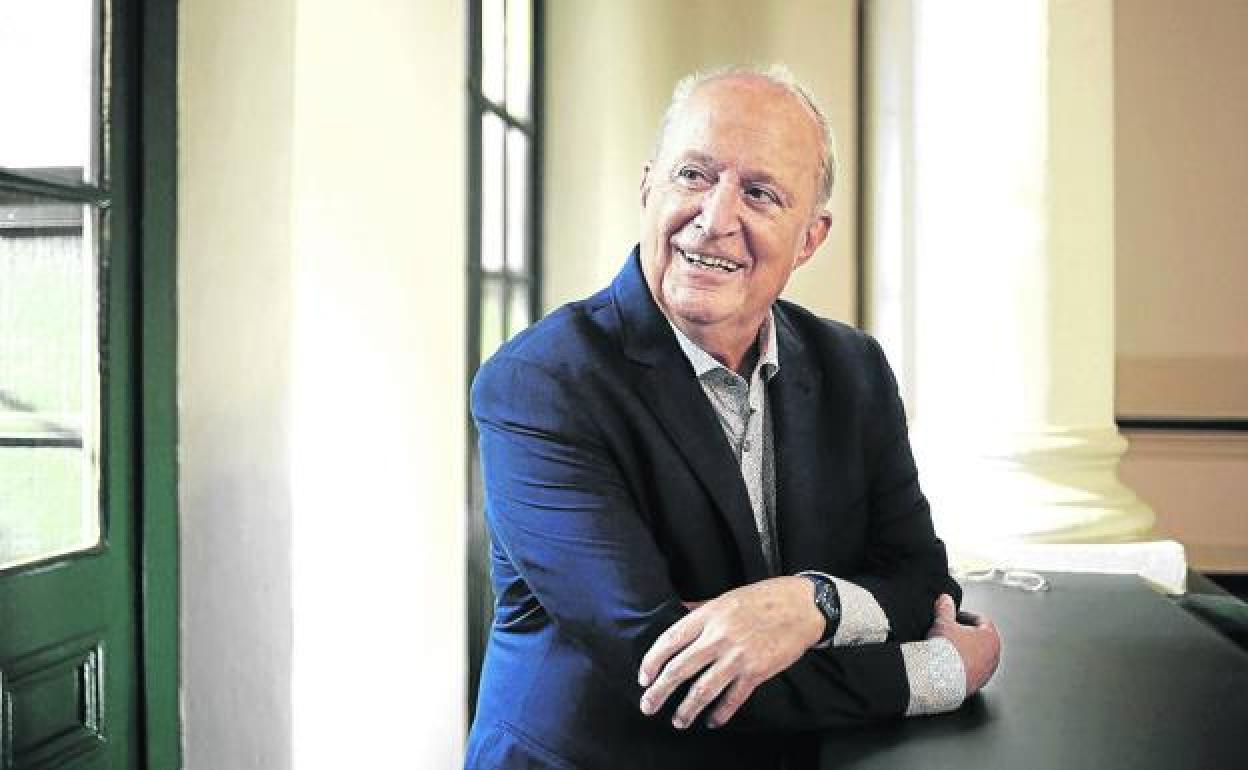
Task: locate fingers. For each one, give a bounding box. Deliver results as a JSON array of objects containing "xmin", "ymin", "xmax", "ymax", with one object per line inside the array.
[
  {"xmin": 640, "ymin": 623, "xmax": 717, "ymax": 718},
  {"xmin": 706, "ymin": 676, "xmax": 756, "ymax": 728},
  {"xmin": 670, "ymin": 657, "xmax": 736, "ymax": 729},
  {"xmin": 639, "ymin": 612, "xmax": 705, "ymax": 688},
  {"xmin": 978, "ymin": 617, "xmax": 1001, "ymax": 646},
  {"xmin": 655, "ymin": 657, "xmax": 761, "ymax": 731},
  {"xmin": 639, "ymin": 579, "xmax": 816, "ymax": 728},
  {"xmin": 925, "ymin": 595, "xmax": 955, "ymax": 641},
  {"xmin": 924, "ymin": 597, "xmax": 1003, "ymax": 695},
  {"xmin": 961, "ymin": 616, "xmax": 1002, "ymax": 694}
]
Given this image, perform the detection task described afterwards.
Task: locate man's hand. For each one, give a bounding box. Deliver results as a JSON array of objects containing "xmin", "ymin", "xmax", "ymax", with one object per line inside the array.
[
  {"xmin": 637, "ymin": 576, "xmax": 824, "ymax": 729},
  {"xmin": 926, "ymin": 594, "xmax": 1001, "ymax": 695}
]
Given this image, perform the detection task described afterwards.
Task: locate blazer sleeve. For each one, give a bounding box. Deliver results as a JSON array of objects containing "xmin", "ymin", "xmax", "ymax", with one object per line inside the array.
[
  {"xmin": 474, "ymin": 353, "xmax": 687, "ymax": 690},
  {"xmin": 840, "ymin": 335, "xmax": 962, "ymax": 642},
  {"xmin": 473, "ymin": 353, "xmax": 914, "ymax": 732}
]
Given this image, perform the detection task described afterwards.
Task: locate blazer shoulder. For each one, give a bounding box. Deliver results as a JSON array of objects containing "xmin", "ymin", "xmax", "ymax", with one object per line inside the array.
[
  {"xmin": 489, "ymin": 285, "xmax": 616, "ymax": 360},
  {"xmin": 472, "ymin": 288, "xmax": 620, "ymax": 410},
  {"xmin": 775, "ymin": 299, "xmax": 885, "ymax": 364}
]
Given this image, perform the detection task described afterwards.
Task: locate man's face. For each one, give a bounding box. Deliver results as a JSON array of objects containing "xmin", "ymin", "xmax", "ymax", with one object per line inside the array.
[{"xmin": 639, "ymin": 75, "xmax": 832, "ymax": 348}]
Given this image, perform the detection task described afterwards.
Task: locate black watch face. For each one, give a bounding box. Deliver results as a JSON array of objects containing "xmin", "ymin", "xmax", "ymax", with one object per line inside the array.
[{"xmin": 816, "ymin": 582, "xmax": 840, "ymax": 627}]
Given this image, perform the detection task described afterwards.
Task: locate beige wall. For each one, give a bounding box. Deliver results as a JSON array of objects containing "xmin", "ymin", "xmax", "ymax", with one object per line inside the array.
[
  {"xmin": 179, "ymin": 1, "xmax": 466, "ymax": 767},
  {"xmin": 1115, "ymin": 0, "xmax": 1248, "ymax": 566},
  {"xmin": 543, "ymin": 0, "xmax": 859, "ymax": 323},
  {"xmin": 1115, "ymin": 0, "xmax": 1248, "ymax": 417},
  {"xmin": 1120, "ymin": 431, "xmax": 1248, "ymax": 568}
]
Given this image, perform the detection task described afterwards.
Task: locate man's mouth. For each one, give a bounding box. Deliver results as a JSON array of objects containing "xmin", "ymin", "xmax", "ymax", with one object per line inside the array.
[{"xmin": 675, "ymin": 247, "xmax": 743, "ymax": 273}]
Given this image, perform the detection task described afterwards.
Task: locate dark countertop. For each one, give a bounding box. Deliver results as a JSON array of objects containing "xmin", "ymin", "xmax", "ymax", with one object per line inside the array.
[{"xmin": 820, "ymin": 572, "xmax": 1248, "ymax": 770}]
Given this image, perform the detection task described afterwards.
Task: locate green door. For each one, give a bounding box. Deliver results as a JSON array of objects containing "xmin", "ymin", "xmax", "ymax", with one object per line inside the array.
[{"xmin": 0, "ymin": 1, "xmax": 157, "ymax": 767}]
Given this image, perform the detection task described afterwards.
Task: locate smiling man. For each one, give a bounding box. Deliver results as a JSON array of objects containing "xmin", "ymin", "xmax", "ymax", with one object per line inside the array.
[{"xmin": 466, "ymin": 67, "xmax": 1001, "ymax": 770}]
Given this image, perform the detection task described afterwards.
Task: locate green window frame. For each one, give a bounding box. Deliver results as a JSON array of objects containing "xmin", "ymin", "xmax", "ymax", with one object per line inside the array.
[
  {"xmin": 465, "ymin": 0, "xmax": 544, "ymax": 719},
  {"xmin": 0, "ymin": 0, "xmax": 179, "ymax": 764}
]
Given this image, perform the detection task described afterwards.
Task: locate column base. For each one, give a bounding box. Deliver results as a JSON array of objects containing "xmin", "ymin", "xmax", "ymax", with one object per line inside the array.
[{"xmin": 914, "ymin": 425, "xmax": 1156, "ymax": 543}]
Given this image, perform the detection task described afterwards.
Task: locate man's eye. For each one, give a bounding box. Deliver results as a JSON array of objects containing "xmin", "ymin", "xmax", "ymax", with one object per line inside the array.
[
  {"xmin": 676, "ymin": 167, "xmax": 708, "ymax": 183},
  {"xmin": 746, "ymin": 186, "xmax": 780, "ymax": 205}
]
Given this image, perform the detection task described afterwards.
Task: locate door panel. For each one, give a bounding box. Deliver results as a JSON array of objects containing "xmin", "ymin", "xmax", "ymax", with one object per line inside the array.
[{"xmin": 0, "ymin": 0, "xmax": 142, "ymax": 766}]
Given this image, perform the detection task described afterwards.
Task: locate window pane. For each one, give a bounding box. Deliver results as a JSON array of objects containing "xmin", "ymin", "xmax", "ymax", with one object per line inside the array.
[
  {"xmin": 505, "ymin": 0, "xmax": 532, "ymax": 120},
  {"xmin": 506, "ymin": 282, "xmax": 531, "ymax": 340},
  {"xmin": 481, "ymin": 0, "xmax": 505, "ymax": 105},
  {"xmin": 0, "ymin": 448, "xmax": 91, "ymax": 569},
  {"xmin": 0, "ymin": 0, "xmax": 102, "ymax": 184},
  {"xmin": 480, "ymin": 277, "xmax": 504, "ymax": 362},
  {"xmin": 506, "ymin": 128, "xmax": 528, "ymax": 273},
  {"xmin": 481, "ymin": 113, "xmax": 505, "ymax": 272},
  {"xmin": 0, "ymin": 195, "xmax": 101, "ymax": 570}
]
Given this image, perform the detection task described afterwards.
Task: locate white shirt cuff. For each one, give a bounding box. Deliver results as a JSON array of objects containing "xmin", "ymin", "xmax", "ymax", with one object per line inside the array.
[
  {"xmin": 900, "ymin": 637, "xmax": 966, "ymax": 716},
  {"xmin": 830, "ymin": 577, "xmax": 890, "ymax": 646}
]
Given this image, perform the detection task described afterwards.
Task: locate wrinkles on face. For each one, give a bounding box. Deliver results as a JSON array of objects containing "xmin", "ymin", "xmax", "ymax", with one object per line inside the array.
[{"xmin": 639, "ymin": 75, "xmax": 831, "ymax": 371}]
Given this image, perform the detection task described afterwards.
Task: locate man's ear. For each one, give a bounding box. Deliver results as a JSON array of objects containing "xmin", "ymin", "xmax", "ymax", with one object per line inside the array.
[
  {"xmin": 796, "ymin": 211, "xmax": 833, "ymax": 267},
  {"xmin": 640, "ymin": 163, "xmax": 653, "ymax": 208}
]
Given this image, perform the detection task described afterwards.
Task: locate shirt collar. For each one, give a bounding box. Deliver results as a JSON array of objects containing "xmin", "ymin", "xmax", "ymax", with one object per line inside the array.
[{"xmin": 668, "ymin": 310, "xmax": 780, "ymax": 381}]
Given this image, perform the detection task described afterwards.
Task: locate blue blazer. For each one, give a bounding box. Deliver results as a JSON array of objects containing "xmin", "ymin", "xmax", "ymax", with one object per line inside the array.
[{"xmin": 466, "ymin": 248, "xmax": 958, "ymax": 769}]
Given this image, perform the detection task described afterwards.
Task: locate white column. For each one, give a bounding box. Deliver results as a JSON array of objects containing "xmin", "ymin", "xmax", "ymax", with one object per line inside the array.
[
  {"xmin": 290, "ymin": 0, "xmax": 467, "ymax": 766},
  {"xmin": 869, "ymin": 1, "xmax": 1180, "ymax": 586},
  {"xmin": 181, "ymin": 0, "xmax": 469, "ymax": 766},
  {"xmin": 180, "ymin": 0, "xmax": 296, "ymax": 766}
]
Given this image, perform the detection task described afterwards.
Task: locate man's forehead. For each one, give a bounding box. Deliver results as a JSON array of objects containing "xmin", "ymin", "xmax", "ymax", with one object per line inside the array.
[
  {"xmin": 658, "ymin": 77, "xmax": 823, "ymax": 191},
  {"xmin": 689, "ymin": 75, "xmax": 813, "ymax": 124},
  {"xmin": 695, "ymin": 72, "xmax": 792, "ymax": 99},
  {"xmin": 662, "ymin": 76, "xmax": 820, "ymax": 156}
]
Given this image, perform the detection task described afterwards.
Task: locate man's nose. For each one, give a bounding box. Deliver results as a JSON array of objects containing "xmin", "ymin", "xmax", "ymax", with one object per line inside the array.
[{"xmin": 693, "ymin": 180, "xmax": 741, "ymax": 238}]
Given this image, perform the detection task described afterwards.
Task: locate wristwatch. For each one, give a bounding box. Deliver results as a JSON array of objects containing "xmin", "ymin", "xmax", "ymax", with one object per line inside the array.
[{"xmin": 801, "ymin": 572, "xmax": 842, "ymax": 646}]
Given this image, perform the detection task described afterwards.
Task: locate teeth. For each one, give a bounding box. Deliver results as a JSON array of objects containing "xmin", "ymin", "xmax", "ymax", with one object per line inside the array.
[{"xmin": 679, "ymin": 249, "xmax": 740, "ymax": 272}]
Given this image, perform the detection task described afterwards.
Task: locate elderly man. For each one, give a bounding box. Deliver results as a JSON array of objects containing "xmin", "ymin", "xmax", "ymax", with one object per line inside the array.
[{"xmin": 466, "ymin": 66, "xmax": 1001, "ymax": 770}]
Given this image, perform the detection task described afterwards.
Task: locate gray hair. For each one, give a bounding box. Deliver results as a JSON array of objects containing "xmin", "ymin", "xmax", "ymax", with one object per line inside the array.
[{"xmin": 652, "ymin": 64, "xmax": 839, "ymax": 207}]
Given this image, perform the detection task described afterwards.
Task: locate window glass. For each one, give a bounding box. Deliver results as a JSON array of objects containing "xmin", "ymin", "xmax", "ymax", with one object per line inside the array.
[
  {"xmin": 480, "ymin": 277, "xmax": 505, "ymax": 362},
  {"xmin": 0, "ymin": 196, "xmax": 101, "ymax": 570},
  {"xmin": 0, "ymin": 0, "xmax": 101, "ymax": 184},
  {"xmin": 481, "ymin": 0, "xmax": 506, "ymax": 105},
  {"xmin": 505, "ymin": 0, "xmax": 532, "ymax": 120},
  {"xmin": 507, "ymin": 282, "xmax": 530, "ymax": 340},
  {"xmin": 505, "ymin": 128, "xmax": 528, "ymax": 272},
  {"xmin": 481, "ymin": 113, "xmax": 505, "ymax": 272}
]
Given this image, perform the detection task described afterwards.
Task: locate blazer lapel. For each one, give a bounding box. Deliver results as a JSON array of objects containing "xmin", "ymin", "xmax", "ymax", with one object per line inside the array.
[
  {"xmin": 770, "ymin": 306, "xmax": 827, "ymax": 572},
  {"xmin": 611, "ymin": 248, "xmax": 770, "ymax": 581}
]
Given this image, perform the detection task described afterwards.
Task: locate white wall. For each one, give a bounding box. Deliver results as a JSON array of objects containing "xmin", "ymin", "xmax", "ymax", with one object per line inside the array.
[
  {"xmin": 543, "ymin": 0, "xmax": 859, "ymax": 323},
  {"xmin": 179, "ymin": 0, "xmax": 295, "ymax": 765},
  {"xmin": 179, "ymin": 1, "xmax": 466, "ymax": 767}
]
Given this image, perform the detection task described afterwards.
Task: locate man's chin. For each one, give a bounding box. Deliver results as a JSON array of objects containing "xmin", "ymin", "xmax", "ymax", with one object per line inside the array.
[{"xmin": 663, "ymin": 297, "xmax": 733, "ymax": 330}]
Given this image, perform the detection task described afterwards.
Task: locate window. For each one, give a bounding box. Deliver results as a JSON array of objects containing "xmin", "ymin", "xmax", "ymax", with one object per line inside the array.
[
  {"xmin": 0, "ymin": 1, "xmax": 107, "ymax": 571},
  {"xmin": 0, "ymin": 0, "xmax": 180, "ymax": 765},
  {"xmin": 470, "ymin": 0, "xmax": 541, "ymax": 363},
  {"xmin": 465, "ymin": 0, "xmax": 542, "ymax": 716}
]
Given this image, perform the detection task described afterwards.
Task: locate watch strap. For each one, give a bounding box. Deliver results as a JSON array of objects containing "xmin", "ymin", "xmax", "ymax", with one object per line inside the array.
[{"xmin": 800, "ymin": 572, "xmax": 842, "ymax": 646}]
